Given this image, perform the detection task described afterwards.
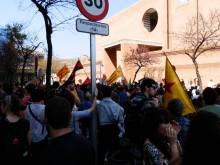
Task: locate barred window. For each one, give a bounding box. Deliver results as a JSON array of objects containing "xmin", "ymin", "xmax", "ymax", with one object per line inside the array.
[{"xmin": 142, "ymin": 8, "xmax": 158, "ymax": 32}]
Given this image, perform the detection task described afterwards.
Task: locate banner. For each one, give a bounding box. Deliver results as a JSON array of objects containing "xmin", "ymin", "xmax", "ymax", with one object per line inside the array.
[
  {"xmin": 164, "ymin": 57, "xmax": 196, "ymax": 116},
  {"xmin": 56, "ymin": 65, "xmax": 70, "ymax": 81}
]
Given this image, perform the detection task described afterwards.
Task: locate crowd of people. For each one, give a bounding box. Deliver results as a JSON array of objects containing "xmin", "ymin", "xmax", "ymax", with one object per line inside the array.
[{"xmin": 0, "ymin": 77, "xmax": 220, "ymax": 165}]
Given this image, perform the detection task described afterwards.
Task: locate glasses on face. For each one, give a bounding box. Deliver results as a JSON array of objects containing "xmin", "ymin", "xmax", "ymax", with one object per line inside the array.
[{"xmin": 150, "ymin": 84, "xmax": 158, "ymax": 90}]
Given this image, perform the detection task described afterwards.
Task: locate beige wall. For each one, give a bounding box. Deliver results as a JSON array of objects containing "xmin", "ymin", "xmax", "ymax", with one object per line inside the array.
[{"xmin": 96, "ymin": 0, "xmax": 220, "ymax": 88}]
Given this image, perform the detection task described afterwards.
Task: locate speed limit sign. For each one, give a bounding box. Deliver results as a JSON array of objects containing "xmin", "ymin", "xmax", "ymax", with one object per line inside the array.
[{"xmin": 76, "ymin": 0, "xmax": 109, "ymax": 21}]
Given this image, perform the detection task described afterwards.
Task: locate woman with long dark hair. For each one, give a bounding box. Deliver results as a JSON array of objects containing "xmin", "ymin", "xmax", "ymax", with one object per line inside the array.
[
  {"xmin": 142, "ymin": 108, "xmax": 182, "ymax": 165},
  {"xmin": 0, "ymin": 94, "xmax": 31, "ymax": 164}
]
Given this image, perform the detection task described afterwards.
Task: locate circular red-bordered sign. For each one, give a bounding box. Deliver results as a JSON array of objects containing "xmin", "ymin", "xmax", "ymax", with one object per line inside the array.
[{"xmin": 76, "ymin": 0, "xmax": 109, "ymax": 21}]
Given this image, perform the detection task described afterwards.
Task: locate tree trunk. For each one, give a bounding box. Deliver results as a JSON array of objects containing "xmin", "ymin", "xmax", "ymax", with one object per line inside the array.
[
  {"xmin": 21, "ymin": 55, "xmax": 28, "ymax": 86},
  {"xmin": 35, "ymin": 56, "xmax": 38, "ymax": 77},
  {"xmin": 133, "ymin": 66, "xmax": 141, "ymax": 83},
  {"xmin": 193, "ymin": 59, "xmax": 203, "ymax": 91},
  {"xmin": 44, "ymin": 18, "xmax": 53, "ymax": 91},
  {"xmin": 31, "ymin": 0, "xmax": 53, "ymax": 91}
]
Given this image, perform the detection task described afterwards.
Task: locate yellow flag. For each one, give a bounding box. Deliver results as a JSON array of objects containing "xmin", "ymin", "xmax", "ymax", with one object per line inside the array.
[
  {"xmin": 107, "ymin": 66, "xmax": 125, "ymax": 86},
  {"xmin": 164, "ymin": 57, "xmax": 196, "ymax": 116},
  {"xmin": 57, "ymin": 65, "xmax": 70, "ymax": 81}
]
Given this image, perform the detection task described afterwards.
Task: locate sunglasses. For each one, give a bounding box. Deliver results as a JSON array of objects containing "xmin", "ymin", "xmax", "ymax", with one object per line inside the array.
[{"xmin": 150, "ymin": 84, "xmax": 158, "ymax": 90}]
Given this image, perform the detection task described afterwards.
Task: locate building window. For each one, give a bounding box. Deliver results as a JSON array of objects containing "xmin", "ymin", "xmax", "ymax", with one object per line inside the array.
[
  {"xmin": 177, "ymin": 0, "xmax": 189, "ymax": 5},
  {"xmin": 142, "ymin": 8, "xmax": 158, "ymax": 32}
]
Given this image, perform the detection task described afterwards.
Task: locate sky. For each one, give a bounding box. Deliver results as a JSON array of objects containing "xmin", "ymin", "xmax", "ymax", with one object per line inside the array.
[{"xmin": 0, "ymin": 0, "xmax": 138, "ymax": 59}]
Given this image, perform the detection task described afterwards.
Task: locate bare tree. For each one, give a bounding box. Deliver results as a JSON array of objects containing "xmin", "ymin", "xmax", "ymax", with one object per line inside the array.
[
  {"xmin": 30, "ymin": 0, "xmax": 80, "ymax": 90},
  {"xmin": 19, "ymin": 44, "xmax": 41, "ymax": 85},
  {"xmin": 124, "ymin": 46, "xmax": 159, "ymax": 83},
  {"xmin": 177, "ymin": 11, "xmax": 220, "ymax": 90}
]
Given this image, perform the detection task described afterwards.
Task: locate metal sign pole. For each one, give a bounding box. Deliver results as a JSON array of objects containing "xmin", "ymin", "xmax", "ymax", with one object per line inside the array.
[{"xmin": 90, "ymin": 33, "xmax": 97, "ymax": 164}]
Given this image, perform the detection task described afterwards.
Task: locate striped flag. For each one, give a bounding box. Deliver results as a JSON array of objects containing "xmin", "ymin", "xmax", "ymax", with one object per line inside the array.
[
  {"xmin": 56, "ymin": 65, "xmax": 70, "ymax": 81},
  {"xmin": 107, "ymin": 66, "xmax": 126, "ymax": 86}
]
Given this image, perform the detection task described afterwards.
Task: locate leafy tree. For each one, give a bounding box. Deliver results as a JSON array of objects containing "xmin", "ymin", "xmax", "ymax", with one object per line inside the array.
[
  {"xmin": 30, "ymin": 0, "xmax": 79, "ymax": 90},
  {"xmin": 0, "ymin": 42, "xmax": 19, "ymax": 84},
  {"xmin": 5, "ymin": 24, "xmax": 41, "ymax": 85}
]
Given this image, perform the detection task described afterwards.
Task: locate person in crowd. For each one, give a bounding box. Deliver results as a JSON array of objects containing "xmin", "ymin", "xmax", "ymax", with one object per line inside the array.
[
  {"xmin": 78, "ymin": 91, "xmax": 93, "ymax": 137},
  {"xmin": 157, "ymin": 82, "xmax": 165, "ymax": 95},
  {"xmin": 96, "ymin": 85, "xmax": 125, "ymax": 165},
  {"xmin": 199, "ymin": 87, "xmax": 220, "ymax": 117},
  {"xmin": 54, "ymin": 87, "xmax": 97, "ymax": 136},
  {"xmin": 131, "ymin": 78, "xmax": 159, "ymax": 112},
  {"xmin": 167, "ymin": 99, "xmax": 191, "ymax": 147},
  {"xmin": 0, "ymin": 94, "xmax": 31, "ymax": 164},
  {"xmin": 38, "ymin": 96, "xmax": 95, "ymax": 164},
  {"xmin": 142, "ymin": 108, "xmax": 182, "ymax": 165},
  {"xmin": 207, "ymin": 79, "xmax": 215, "ymax": 88},
  {"xmin": 214, "ymin": 87, "xmax": 220, "ymax": 105},
  {"xmin": 24, "ymin": 88, "xmax": 48, "ymax": 161},
  {"xmin": 67, "ymin": 82, "xmax": 81, "ymax": 106},
  {"xmin": 52, "ymin": 81, "xmax": 60, "ymax": 89},
  {"xmin": 72, "ymin": 93, "xmax": 97, "ymax": 136},
  {"xmin": 22, "ymin": 83, "xmax": 35, "ymax": 107},
  {"xmin": 125, "ymin": 78, "xmax": 159, "ymax": 148},
  {"xmin": 100, "ymin": 74, "xmax": 107, "ymax": 85},
  {"xmin": 182, "ymin": 111, "xmax": 220, "ymax": 165},
  {"xmin": 117, "ymin": 85, "xmax": 129, "ymax": 107},
  {"xmin": 0, "ymin": 82, "xmax": 6, "ymax": 119},
  {"xmin": 79, "ymin": 91, "xmax": 92, "ymax": 110},
  {"xmin": 0, "ymin": 82, "xmax": 6, "ymax": 101},
  {"xmin": 111, "ymin": 90, "xmax": 120, "ymax": 104}
]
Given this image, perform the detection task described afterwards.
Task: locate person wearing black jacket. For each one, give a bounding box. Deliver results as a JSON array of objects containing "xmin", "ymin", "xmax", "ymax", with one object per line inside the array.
[{"xmin": 38, "ymin": 96, "xmax": 95, "ymax": 165}]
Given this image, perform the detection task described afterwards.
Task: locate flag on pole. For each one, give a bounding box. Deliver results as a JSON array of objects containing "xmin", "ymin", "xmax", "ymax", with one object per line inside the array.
[
  {"xmin": 56, "ymin": 65, "xmax": 70, "ymax": 82},
  {"xmin": 164, "ymin": 57, "xmax": 196, "ymax": 116},
  {"xmin": 82, "ymin": 76, "xmax": 91, "ymax": 85},
  {"xmin": 107, "ymin": 66, "xmax": 126, "ymax": 86},
  {"xmin": 66, "ymin": 59, "xmax": 83, "ymax": 83}
]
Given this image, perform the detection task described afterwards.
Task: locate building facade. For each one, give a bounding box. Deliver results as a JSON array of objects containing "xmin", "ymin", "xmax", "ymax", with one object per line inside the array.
[{"xmin": 96, "ymin": 0, "xmax": 220, "ymax": 88}]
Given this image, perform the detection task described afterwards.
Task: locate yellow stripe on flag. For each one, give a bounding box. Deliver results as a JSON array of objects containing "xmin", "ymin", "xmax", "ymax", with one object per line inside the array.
[
  {"xmin": 164, "ymin": 57, "xmax": 196, "ymax": 116},
  {"xmin": 57, "ymin": 65, "xmax": 70, "ymax": 81},
  {"xmin": 107, "ymin": 66, "xmax": 124, "ymax": 86}
]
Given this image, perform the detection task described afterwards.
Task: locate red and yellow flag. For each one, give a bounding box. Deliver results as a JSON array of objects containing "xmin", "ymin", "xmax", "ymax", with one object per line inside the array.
[
  {"xmin": 107, "ymin": 66, "xmax": 127, "ymax": 86},
  {"xmin": 56, "ymin": 65, "xmax": 70, "ymax": 81},
  {"xmin": 66, "ymin": 59, "xmax": 84, "ymax": 83},
  {"xmin": 164, "ymin": 57, "xmax": 196, "ymax": 116}
]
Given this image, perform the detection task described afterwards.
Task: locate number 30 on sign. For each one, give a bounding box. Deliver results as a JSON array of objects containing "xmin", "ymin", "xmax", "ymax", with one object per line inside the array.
[{"xmin": 76, "ymin": 0, "xmax": 109, "ymax": 21}]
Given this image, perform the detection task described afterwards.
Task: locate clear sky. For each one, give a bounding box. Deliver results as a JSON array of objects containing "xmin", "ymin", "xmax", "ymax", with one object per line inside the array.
[{"xmin": 0, "ymin": 0, "xmax": 138, "ymax": 59}]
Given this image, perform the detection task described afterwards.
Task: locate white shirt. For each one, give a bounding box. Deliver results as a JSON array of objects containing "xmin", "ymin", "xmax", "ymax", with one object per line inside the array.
[{"xmin": 25, "ymin": 103, "xmax": 47, "ymax": 143}]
